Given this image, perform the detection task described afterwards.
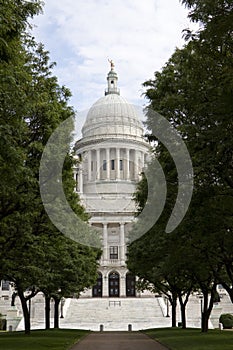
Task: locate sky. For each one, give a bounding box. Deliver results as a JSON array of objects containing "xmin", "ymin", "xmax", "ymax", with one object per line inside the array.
[{"xmin": 30, "ymin": 0, "xmax": 196, "ymax": 136}]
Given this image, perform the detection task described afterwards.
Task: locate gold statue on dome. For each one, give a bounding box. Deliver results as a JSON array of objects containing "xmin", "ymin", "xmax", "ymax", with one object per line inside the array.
[{"xmin": 108, "ymin": 59, "xmax": 115, "ymax": 70}]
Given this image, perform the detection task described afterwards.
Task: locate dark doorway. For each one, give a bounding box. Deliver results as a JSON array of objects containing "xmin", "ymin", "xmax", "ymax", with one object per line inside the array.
[
  {"xmin": 109, "ymin": 272, "xmax": 120, "ymax": 297},
  {"xmin": 126, "ymin": 272, "xmax": 136, "ymax": 297},
  {"xmin": 92, "ymin": 272, "xmax": 103, "ymax": 297}
]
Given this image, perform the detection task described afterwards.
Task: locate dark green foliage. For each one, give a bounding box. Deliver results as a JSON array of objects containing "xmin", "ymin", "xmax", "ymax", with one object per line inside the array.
[
  {"xmin": 0, "ymin": 0, "xmax": 101, "ymax": 334},
  {"xmin": 127, "ymin": 0, "xmax": 233, "ymax": 333},
  {"xmin": 0, "ymin": 313, "xmax": 6, "ymax": 330},
  {"xmin": 219, "ymin": 314, "xmax": 233, "ymax": 329}
]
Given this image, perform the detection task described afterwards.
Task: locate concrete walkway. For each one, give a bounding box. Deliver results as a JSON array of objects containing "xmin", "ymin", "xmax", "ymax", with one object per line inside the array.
[{"xmin": 70, "ymin": 331, "xmax": 169, "ymax": 350}]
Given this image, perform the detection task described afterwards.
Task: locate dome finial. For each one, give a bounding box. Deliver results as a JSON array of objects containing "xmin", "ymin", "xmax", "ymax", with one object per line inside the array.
[{"xmin": 108, "ymin": 58, "xmax": 115, "ymax": 71}]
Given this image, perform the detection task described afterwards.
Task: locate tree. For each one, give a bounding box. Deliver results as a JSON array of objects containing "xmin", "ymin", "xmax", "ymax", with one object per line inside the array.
[
  {"xmin": 0, "ymin": 1, "xmax": 101, "ymax": 334},
  {"xmin": 128, "ymin": 0, "xmax": 233, "ymax": 332},
  {"xmin": 128, "ymin": 153, "xmax": 195, "ymax": 328},
  {"xmin": 39, "ymin": 234, "xmax": 100, "ymax": 329}
]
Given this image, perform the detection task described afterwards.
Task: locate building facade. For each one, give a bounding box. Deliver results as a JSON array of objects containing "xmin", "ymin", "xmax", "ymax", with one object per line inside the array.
[{"xmin": 74, "ymin": 63, "xmax": 150, "ymax": 298}]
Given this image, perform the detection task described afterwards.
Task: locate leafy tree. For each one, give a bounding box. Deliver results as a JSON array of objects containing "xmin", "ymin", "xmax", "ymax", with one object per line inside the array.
[
  {"xmin": 0, "ymin": 1, "xmax": 101, "ymax": 334},
  {"xmin": 128, "ymin": 0, "xmax": 233, "ymax": 333},
  {"xmin": 39, "ymin": 234, "xmax": 100, "ymax": 329}
]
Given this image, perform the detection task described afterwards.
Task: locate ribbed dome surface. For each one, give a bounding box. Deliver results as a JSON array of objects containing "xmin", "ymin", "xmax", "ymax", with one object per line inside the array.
[{"xmin": 82, "ymin": 94, "xmax": 143, "ymax": 139}]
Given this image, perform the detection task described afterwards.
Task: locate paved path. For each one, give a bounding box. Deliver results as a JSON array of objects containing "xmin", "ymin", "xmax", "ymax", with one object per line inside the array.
[{"xmin": 70, "ymin": 331, "xmax": 169, "ymax": 350}]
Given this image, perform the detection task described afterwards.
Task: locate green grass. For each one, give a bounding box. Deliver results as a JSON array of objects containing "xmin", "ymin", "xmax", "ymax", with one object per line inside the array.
[
  {"xmin": 144, "ymin": 328, "xmax": 233, "ymax": 350},
  {"xmin": 0, "ymin": 329, "xmax": 89, "ymax": 350}
]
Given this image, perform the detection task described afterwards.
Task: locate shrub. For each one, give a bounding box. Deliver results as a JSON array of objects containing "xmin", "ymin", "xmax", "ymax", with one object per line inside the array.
[
  {"xmin": 0, "ymin": 313, "xmax": 6, "ymax": 330},
  {"xmin": 219, "ymin": 313, "xmax": 233, "ymax": 329}
]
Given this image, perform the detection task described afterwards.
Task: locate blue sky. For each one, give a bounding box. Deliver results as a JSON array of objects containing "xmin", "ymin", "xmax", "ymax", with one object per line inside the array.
[{"xmin": 30, "ymin": 0, "xmax": 197, "ymax": 137}]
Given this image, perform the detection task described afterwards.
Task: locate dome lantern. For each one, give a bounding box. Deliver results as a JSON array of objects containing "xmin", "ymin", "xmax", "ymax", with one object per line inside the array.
[{"xmin": 105, "ymin": 59, "xmax": 120, "ymax": 96}]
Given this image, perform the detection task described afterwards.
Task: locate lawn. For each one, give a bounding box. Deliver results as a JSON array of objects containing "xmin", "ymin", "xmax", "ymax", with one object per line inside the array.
[
  {"xmin": 0, "ymin": 329, "xmax": 89, "ymax": 350},
  {"xmin": 144, "ymin": 328, "xmax": 233, "ymax": 350}
]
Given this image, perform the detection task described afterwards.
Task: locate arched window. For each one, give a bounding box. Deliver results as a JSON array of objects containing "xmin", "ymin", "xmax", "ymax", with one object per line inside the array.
[
  {"xmin": 109, "ymin": 271, "xmax": 120, "ymax": 297},
  {"xmin": 92, "ymin": 272, "xmax": 103, "ymax": 297},
  {"xmin": 126, "ymin": 272, "xmax": 136, "ymax": 297}
]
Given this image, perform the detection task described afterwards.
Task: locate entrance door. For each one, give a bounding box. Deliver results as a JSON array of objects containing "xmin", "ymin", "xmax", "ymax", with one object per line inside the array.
[
  {"xmin": 92, "ymin": 272, "xmax": 102, "ymax": 297},
  {"xmin": 126, "ymin": 272, "xmax": 136, "ymax": 297},
  {"xmin": 109, "ymin": 272, "xmax": 120, "ymax": 297}
]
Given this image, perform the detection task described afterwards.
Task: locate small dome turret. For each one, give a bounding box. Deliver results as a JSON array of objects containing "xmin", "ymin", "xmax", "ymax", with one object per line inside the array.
[{"xmin": 105, "ymin": 60, "xmax": 120, "ymax": 95}]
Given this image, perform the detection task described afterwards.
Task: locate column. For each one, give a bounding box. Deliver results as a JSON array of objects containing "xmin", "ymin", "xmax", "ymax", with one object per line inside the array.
[
  {"xmin": 96, "ymin": 148, "xmax": 100, "ymax": 180},
  {"xmin": 106, "ymin": 148, "xmax": 110, "ymax": 180},
  {"xmin": 102, "ymin": 270, "xmax": 109, "ymax": 297},
  {"xmin": 102, "ymin": 223, "xmax": 108, "ymax": 298},
  {"xmin": 88, "ymin": 151, "xmax": 92, "ymax": 181},
  {"xmin": 79, "ymin": 166, "xmax": 83, "ymax": 194},
  {"xmin": 120, "ymin": 222, "xmax": 125, "ymax": 263},
  {"xmin": 125, "ymin": 148, "xmax": 130, "ymax": 180},
  {"xmin": 120, "ymin": 274, "xmax": 126, "ymax": 297},
  {"xmin": 73, "ymin": 168, "xmax": 78, "ymax": 191},
  {"xmin": 134, "ymin": 150, "xmax": 138, "ymax": 180},
  {"xmin": 116, "ymin": 148, "xmax": 120, "ymax": 180},
  {"xmin": 103, "ymin": 223, "xmax": 108, "ymax": 262},
  {"xmin": 141, "ymin": 151, "xmax": 145, "ymax": 169}
]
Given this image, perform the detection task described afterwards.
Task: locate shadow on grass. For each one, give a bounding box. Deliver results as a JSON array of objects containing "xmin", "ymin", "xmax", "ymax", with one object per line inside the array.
[
  {"xmin": 143, "ymin": 327, "xmax": 233, "ymax": 350},
  {"xmin": 0, "ymin": 329, "xmax": 90, "ymax": 350}
]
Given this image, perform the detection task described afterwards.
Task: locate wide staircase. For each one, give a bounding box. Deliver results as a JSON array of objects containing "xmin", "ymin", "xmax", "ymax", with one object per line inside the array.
[
  {"xmin": 14, "ymin": 290, "xmax": 233, "ymax": 331},
  {"xmin": 60, "ymin": 297, "xmax": 171, "ymax": 331}
]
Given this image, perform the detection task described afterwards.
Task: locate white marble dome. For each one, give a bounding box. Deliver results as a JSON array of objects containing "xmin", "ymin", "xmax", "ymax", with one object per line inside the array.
[{"xmin": 81, "ymin": 73, "xmax": 144, "ymax": 141}]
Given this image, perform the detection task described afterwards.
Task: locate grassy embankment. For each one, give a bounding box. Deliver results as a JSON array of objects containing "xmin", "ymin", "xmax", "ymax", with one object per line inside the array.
[
  {"xmin": 1, "ymin": 328, "xmax": 233, "ymax": 350},
  {"xmin": 144, "ymin": 327, "xmax": 233, "ymax": 350},
  {"xmin": 0, "ymin": 329, "xmax": 89, "ymax": 350}
]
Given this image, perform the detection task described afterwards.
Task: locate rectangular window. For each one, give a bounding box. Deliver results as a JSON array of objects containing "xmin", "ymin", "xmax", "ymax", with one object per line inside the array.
[
  {"xmin": 119, "ymin": 159, "xmax": 123, "ymax": 170},
  {"xmin": 109, "ymin": 246, "xmax": 118, "ymax": 259},
  {"xmin": 111, "ymin": 159, "xmax": 115, "ymax": 170},
  {"xmin": 103, "ymin": 160, "xmax": 107, "ymax": 171},
  {"xmin": 1, "ymin": 280, "xmax": 10, "ymax": 291},
  {"xmin": 91, "ymin": 161, "xmax": 93, "ymax": 171}
]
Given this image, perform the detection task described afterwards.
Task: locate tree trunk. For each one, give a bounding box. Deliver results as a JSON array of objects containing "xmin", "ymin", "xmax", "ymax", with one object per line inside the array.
[
  {"xmin": 54, "ymin": 297, "xmax": 60, "ymax": 329},
  {"xmin": 221, "ymin": 282, "xmax": 233, "ymax": 303},
  {"xmin": 167, "ymin": 293, "xmax": 177, "ymax": 328},
  {"xmin": 171, "ymin": 300, "xmax": 177, "ymax": 327},
  {"xmin": 45, "ymin": 296, "xmax": 51, "ymax": 330},
  {"xmin": 11, "ymin": 292, "xmax": 17, "ymax": 307},
  {"xmin": 201, "ymin": 285, "xmax": 215, "ymax": 333},
  {"xmin": 18, "ymin": 288, "xmax": 30, "ymax": 335},
  {"xmin": 180, "ymin": 302, "xmax": 186, "ymax": 329},
  {"xmin": 201, "ymin": 310, "xmax": 209, "ymax": 333},
  {"xmin": 178, "ymin": 291, "xmax": 191, "ymax": 329}
]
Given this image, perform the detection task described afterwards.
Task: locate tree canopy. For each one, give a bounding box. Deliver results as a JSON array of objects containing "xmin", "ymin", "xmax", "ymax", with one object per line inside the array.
[
  {"xmin": 127, "ymin": 0, "xmax": 233, "ymax": 332},
  {"xmin": 0, "ymin": 0, "xmax": 101, "ymax": 334}
]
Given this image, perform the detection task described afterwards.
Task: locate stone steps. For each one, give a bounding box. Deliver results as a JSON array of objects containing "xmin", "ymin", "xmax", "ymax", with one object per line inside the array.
[
  {"xmin": 13, "ymin": 292, "xmax": 233, "ymax": 331},
  {"xmin": 59, "ymin": 297, "xmax": 171, "ymax": 331}
]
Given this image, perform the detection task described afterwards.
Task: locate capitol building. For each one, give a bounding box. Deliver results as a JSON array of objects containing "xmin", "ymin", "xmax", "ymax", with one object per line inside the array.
[
  {"xmin": 1, "ymin": 62, "xmax": 231, "ymax": 332},
  {"xmin": 74, "ymin": 61, "xmax": 150, "ymax": 298}
]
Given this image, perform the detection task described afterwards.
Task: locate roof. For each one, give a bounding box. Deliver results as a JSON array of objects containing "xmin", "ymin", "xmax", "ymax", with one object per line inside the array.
[{"xmin": 82, "ymin": 93, "xmax": 144, "ymax": 139}]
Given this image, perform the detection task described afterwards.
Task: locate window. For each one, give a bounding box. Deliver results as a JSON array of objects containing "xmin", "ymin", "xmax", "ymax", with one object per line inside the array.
[
  {"xmin": 119, "ymin": 159, "xmax": 123, "ymax": 170},
  {"xmin": 109, "ymin": 246, "xmax": 118, "ymax": 259},
  {"xmin": 111, "ymin": 159, "xmax": 115, "ymax": 170},
  {"xmin": 92, "ymin": 272, "xmax": 102, "ymax": 297},
  {"xmin": 91, "ymin": 161, "xmax": 93, "ymax": 171},
  {"xmin": 1, "ymin": 280, "xmax": 10, "ymax": 291},
  {"xmin": 103, "ymin": 160, "xmax": 107, "ymax": 171}
]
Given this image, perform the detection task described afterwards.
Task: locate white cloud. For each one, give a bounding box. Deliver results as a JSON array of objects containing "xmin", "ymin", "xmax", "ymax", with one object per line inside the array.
[{"xmin": 31, "ymin": 0, "xmax": 195, "ymax": 114}]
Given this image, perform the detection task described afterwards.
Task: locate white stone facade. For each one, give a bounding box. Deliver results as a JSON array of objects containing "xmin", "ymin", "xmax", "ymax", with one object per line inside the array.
[{"xmin": 74, "ymin": 65, "xmax": 150, "ymax": 297}]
